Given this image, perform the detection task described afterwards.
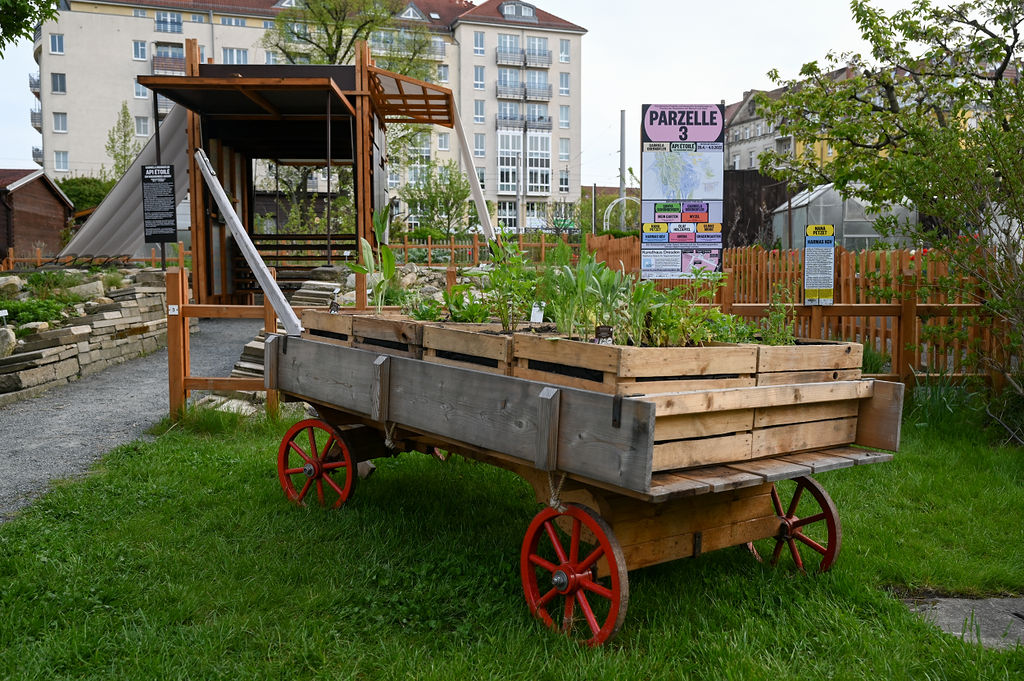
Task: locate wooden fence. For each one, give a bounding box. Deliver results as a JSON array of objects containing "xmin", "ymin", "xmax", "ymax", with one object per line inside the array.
[{"xmin": 2, "ymin": 246, "xmax": 190, "ymax": 271}]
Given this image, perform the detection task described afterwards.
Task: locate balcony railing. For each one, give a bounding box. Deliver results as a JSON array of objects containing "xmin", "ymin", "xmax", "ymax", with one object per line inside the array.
[
  {"xmin": 496, "ymin": 47, "xmax": 524, "ymax": 66},
  {"xmin": 370, "ymin": 39, "xmax": 446, "ymax": 60},
  {"xmin": 155, "ymin": 20, "xmax": 183, "ymax": 33},
  {"xmin": 152, "ymin": 55, "xmax": 186, "ymax": 72},
  {"xmin": 497, "ymin": 83, "xmax": 552, "ymax": 101},
  {"xmin": 29, "ymin": 72, "xmax": 40, "ymax": 95},
  {"xmin": 496, "ymin": 83, "xmax": 522, "ymax": 99},
  {"xmin": 525, "ymin": 84, "xmax": 552, "ymax": 101},
  {"xmin": 496, "ymin": 114, "xmax": 552, "ymax": 131},
  {"xmin": 30, "ymin": 107, "xmax": 42, "ymax": 131},
  {"xmin": 525, "ymin": 49, "xmax": 552, "ymax": 67},
  {"xmin": 526, "ymin": 115, "xmax": 552, "ymax": 131},
  {"xmin": 32, "ymin": 147, "xmax": 43, "ymax": 164}
]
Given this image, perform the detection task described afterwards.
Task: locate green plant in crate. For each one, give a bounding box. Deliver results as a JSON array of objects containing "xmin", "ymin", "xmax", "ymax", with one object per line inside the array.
[
  {"xmin": 443, "ymin": 285, "xmax": 491, "ymax": 323},
  {"xmin": 403, "ymin": 294, "xmax": 444, "ymax": 322},
  {"xmin": 349, "ymin": 207, "xmax": 396, "ymax": 315},
  {"xmin": 479, "ymin": 234, "xmax": 536, "ymax": 332},
  {"xmin": 619, "ymin": 277, "xmax": 660, "ymax": 346},
  {"xmin": 760, "ymin": 282, "xmax": 797, "ymax": 346}
]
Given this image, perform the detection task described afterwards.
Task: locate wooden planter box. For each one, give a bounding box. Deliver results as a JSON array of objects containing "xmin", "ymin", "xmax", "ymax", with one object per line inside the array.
[
  {"xmin": 351, "ymin": 315, "xmax": 423, "ymax": 359},
  {"xmin": 422, "ymin": 323, "xmax": 514, "ymax": 375},
  {"xmin": 300, "ymin": 309, "xmax": 352, "ymax": 347},
  {"xmin": 511, "ymin": 334, "xmax": 758, "ymax": 396},
  {"xmin": 756, "ymin": 339, "xmax": 863, "ymax": 385}
]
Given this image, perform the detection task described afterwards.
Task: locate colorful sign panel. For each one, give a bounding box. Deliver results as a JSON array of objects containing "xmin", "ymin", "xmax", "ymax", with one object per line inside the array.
[
  {"xmin": 804, "ymin": 224, "xmax": 835, "ymax": 305},
  {"xmin": 640, "ymin": 104, "xmax": 725, "ymax": 279}
]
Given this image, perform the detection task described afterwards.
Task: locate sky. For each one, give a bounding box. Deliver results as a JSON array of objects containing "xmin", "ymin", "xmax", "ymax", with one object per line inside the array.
[{"xmin": 0, "ymin": 0, "xmax": 916, "ymax": 181}]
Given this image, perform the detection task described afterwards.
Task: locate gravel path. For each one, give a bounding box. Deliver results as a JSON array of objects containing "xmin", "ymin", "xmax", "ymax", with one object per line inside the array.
[{"xmin": 0, "ymin": 318, "xmax": 264, "ymax": 521}]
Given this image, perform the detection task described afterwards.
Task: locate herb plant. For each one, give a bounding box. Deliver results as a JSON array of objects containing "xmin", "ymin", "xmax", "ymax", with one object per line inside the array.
[
  {"xmin": 478, "ymin": 235, "xmax": 536, "ymax": 332},
  {"xmin": 349, "ymin": 207, "xmax": 397, "ymax": 315}
]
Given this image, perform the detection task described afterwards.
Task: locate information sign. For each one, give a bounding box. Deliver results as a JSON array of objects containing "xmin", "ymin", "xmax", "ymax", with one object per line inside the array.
[
  {"xmin": 804, "ymin": 224, "xmax": 835, "ymax": 305},
  {"xmin": 141, "ymin": 165, "xmax": 177, "ymax": 244}
]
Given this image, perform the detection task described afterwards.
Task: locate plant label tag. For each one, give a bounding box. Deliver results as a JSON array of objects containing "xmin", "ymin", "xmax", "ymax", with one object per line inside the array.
[
  {"xmin": 167, "ymin": 305, "xmax": 179, "ymax": 316},
  {"xmin": 530, "ymin": 303, "xmax": 545, "ymax": 324}
]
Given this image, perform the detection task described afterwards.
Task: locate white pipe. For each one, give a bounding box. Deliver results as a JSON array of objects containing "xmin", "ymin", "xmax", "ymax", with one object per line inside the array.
[{"xmin": 451, "ymin": 102, "xmax": 495, "ymax": 241}]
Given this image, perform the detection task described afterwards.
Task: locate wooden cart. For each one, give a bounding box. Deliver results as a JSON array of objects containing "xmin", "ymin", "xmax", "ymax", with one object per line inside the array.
[{"xmin": 265, "ymin": 331, "xmax": 903, "ymax": 645}]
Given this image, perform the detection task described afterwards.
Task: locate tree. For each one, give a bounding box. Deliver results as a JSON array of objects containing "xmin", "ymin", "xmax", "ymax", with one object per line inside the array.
[
  {"xmin": 104, "ymin": 101, "xmax": 142, "ymax": 179},
  {"xmin": 0, "ymin": 0, "xmax": 58, "ymax": 57},
  {"xmin": 56, "ymin": 176, "xmax": 116, "ymax": 213},
  {"xmin": 397, "ymin": 159, "xmax": 471, "ymax": 237},
  {"xmin": 255, "ymin": 163, "xmax": 354, "ymax": 235},
  {"xmin": 760, "ymin": 0, "xmax": 1023, "ymax": 438}
]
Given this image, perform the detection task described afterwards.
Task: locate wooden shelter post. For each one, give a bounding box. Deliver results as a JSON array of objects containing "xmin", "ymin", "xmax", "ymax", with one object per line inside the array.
[
  {"xmin": 184, "ymin": 39, "xmax": 208, "ymax": 303},
  {"xmin": 354, "ymin": 42, "xmax": 371, "ymax": 310}
]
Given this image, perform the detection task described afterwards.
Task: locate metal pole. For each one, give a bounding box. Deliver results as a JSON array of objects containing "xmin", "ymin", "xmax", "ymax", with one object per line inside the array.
[
  {"xmin": 326, "ymin": 91, "xmax": 332, "ymax": 265},
  {"xmin": 153, "ymin": 91, "xmax": 166, "ymax": 270},
  {"xmin": 619, "ymin": 109, "xmax": 626, "ymax": 230}
]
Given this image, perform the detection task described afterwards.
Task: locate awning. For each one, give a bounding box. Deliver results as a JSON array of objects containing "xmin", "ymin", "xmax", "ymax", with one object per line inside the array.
[{"xmin": 367, "ymin": 65, "xmax": 455, "ymax": 126}]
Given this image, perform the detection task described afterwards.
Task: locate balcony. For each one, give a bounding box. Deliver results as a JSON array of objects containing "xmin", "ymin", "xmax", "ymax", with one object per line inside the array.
[
  {"xmin": 525, "ymin": 84, "xmax": 551, "ymax": 101},
  {"xmin": 370, "ymin": 39, "xmax": 446, "ymax": 61},
  {"xmin": 29, "ymin": 72, "xmax": 40, "ymax": 96},
  {"xmin": 152, "ymin": 55, "xmax": 186, "ymax": 73},
  {"xmin": 527, "ymin": 115, "xmax": 552, "ymax": 131},
  {"xmin": 496, "ymin": 47, "xmax": 524, "ymax": 66},
  {"xmin": 525, "ymin": 50, "xmax": 551, "ymax": 67},
  {"xmin": 496, "ymin": 113, "xmax": 523, "ymax": 130},
  {"xmin": 30, "ymin": 106, "xmax": 41, "ymax": 132},
  {"xmin": 496, "ymin": 83, "xmax": 522, "ymax": 99},
  {"xmin": 154, "ymin": 20, "xmax": 183, "ymax": 34},
  {"xmin": 32, "ymin": 147, "xmax": 43, "ymax": 165}
]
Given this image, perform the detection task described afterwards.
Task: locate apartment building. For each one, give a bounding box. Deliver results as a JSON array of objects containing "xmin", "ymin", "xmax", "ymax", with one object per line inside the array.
[{"xmin": 30, "ymin": 0, "xmax": 585, "ymax": 233}]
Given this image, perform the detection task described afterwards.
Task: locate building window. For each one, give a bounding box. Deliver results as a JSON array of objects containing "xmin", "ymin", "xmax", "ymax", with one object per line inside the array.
[
  {"xmin": 221, "ymin": 16, "xmax": 246, "ymax": 26},
  {"xmin": 135, "ymin": 81, "xmax": 148, "ymax": 98},
  {"xmin": 827, "ymin": 144, "xmax": 834, "ymax": 157},
  {"xmin": 498, "ymin": 101, "xmax": 520, "ymax": 122},
  {"xmin": 755, "ymin": 123, "xmax": 763, "ymax": 137},
  {"xmin": 498, "ymin": 33, "xmax": 520, "ymax": 53},
  {"xmin": 52, "ymin": 112, "xmax": 67, "ymax": 133},
  {"xmin": 476, "ymin": 167, "xmax": 485, "ymax": 190},
  {"xmin": 527, "ymin": 134, "xmax": 550, "ymax": 194},
  {"xmin": 559, "ymin": 72, "xmax": 569, "ymax": 96},
  {"xmin": 191, "ymin": 14, "xmax": 206, "ymax": 23},
  {"xmin": 731, "ymin": 154, "xmax": 739, "ymax": 170},
  {"xmin": 438, "ymin": 132, "xmax": 450, "ymax": 151},
  {"xmin": 473, "ymin": 31, "xmax": 485, "ymax": 55},
  {"xmin": 264, "ymin": 20, "xmax": 274, "ymax": 29},
  {"xmin": 51, "ymin": 72, "xmax": 66, "ymax": 94},
  {"xmin": 473, "ymin": 65, "xmax": 484, "ymax": 90},
  {"xmin": 223, "ymin": 48, "xmax": 248, "ymax": 65},
  {"xmin": 559, "ymin": 39, "xmax": 570, "ymax": 63},
  {"xmin": 49, "ymin": 34, "xmax": 63, "ymax": 54},
  {"xmin": 387, "ymin": 169, "xmax": 400, "ymax": 190},
  {"xmin": 559, "ymin": 137, "xmax": 569, "ymax": 162},
  {"xmin": 266, "ymin": 51, "xmax": 279, "ymax": 64},
  {"xmin": 436, "ymin": 64, "xmax": 449, "ymax": 83},
  {"xmin": 498, "ymin": 132, "xmax": 521, "ymax": 194},
  {"xmin": 133, "ymin": 9, "xmax": 146, "ymax": 17},
  {"xmin": 155, "ymin": 11, "xmax": 183, "ymax": 33},
  {"xmin": 748, "ymin": 150, "xmax": 755, "ymax": 168},
  {"xmin": 135, "ymin": 116, "xmax": 149, "ymax": 136},
  {"xmin": 54, "ymin": 151, "xmax": 68, "ymax": 171},
  {"xmin": 474, "ymin": 100, "xmax": 485, "ymax": 124},
  {"xmin": 497, "ymin": 201, "xmax": 517, "ymax": 231},
  {"xmin": 526, "ymin": 102, "xmax": 547, "ymax": 122},
  {"xmin": 133, "ymin": 40, "xmax": 147, "ymax": 60},
  {"xmin": 474, "ymin": 133, "xmax": 485, "ymax": 157},
  {"xmin": 526, "ymin": 36, "xmax": 547, "ymax": 57},
  {"xmin": 498, "ymin": 67, "xmax": 520, "ymax": 88},
  {"xmin": 559, "ymin": 169, "xmax": 569, "ymax": 193},
  {"xmin": 559, "ymin": 105, "xmax": 569, "ymax": 129}
]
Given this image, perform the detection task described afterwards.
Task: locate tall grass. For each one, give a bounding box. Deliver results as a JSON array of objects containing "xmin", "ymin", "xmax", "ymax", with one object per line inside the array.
[{"xmin": 0, "ymin": 408, "xmax": 1021, "ymax": 679}]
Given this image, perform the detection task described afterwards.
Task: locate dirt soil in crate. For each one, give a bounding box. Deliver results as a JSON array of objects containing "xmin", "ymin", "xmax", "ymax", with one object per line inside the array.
[{"xmin": 0, "ymin": 318, "xmax": 262, "ymax": 522}]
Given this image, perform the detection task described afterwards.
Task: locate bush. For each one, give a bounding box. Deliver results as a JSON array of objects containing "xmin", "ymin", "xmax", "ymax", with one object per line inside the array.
[
  {"xmin": 25, "ymin": 270, "xmax": 83, "ymax": 298},
  {"xmin": 0, "ymin": 297, "xmax": 80, "ymax": 331}
]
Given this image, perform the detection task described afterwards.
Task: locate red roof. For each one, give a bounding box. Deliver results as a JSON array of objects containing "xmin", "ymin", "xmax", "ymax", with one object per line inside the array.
[
  {"xmin": 408, "ymin": 0, "xmax": 476, "ymax": 27},
  {"xmin": 457, "ymin": 0, "xmax": 585, "ymax": 32},
  {"xmin": 0, "ymin": 169, "xmax": 36, "ymax": 189}
]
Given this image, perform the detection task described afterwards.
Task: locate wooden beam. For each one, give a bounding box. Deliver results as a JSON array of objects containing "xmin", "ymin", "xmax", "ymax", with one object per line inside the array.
[
  {"xmin": 234, "ymin": 85, "xmax": 281, "ymax": 118},
  {"xmin": 641, "ymin": 380, "xmax": 874, "ymax": 416}
]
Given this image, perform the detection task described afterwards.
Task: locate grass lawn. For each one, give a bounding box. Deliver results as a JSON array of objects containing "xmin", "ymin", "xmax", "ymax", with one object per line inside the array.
[{"xmin": 0, "ymin": 406, "xmax": 1021, "ymax": 680}]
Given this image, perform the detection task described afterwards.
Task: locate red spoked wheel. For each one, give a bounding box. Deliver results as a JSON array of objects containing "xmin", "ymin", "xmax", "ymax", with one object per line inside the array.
[
  {"xmin": 277, "ymin": 419, "xmax": 356, "ymax": 509},
  {"xmin": 748, "ymin": 476, "xmax": 842, "ymax": 574},
  {"xmin": 520, "ymin": 503, "xmax": 629, "ymax": 646}
]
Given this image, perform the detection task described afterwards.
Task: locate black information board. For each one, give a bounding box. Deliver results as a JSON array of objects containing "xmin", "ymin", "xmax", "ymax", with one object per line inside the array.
[{"xmin": 141, "ymin": 165, "xmax": 177, "ymax": 243}]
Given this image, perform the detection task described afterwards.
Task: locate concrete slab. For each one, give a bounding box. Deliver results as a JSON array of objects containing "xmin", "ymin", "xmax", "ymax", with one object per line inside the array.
[{"xmin": 905, "ymin": 597, "xmax": 1024, "ymax": 650}]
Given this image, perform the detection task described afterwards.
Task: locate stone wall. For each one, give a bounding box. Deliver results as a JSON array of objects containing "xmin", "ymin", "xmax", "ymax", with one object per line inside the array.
[{"xmin": 0, "ymin": 285, "xmax": 168, "ymax": 406}]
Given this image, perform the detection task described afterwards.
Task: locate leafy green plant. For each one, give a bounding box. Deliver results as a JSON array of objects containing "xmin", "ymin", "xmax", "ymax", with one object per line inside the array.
[
  {"xmin": 477, "ymin": 235, "xmax": 536, "ymax": 332},
  {"xmin": 0, "ymin": 297, "xmax": 80, "ymax": 334},
  {"xmin": 861, "ymin": 343, "xmax": 890, "ymax": 374},
  {"xmin": 442, "ymin": 285, "xmax": 491, "ymax": 323},
  {"xmin": 349, "ymin": 207, "xmax": 397, "ymax": 315},
  {"xmin": 759, "ymin": 282, "xmax": 797, "ymax": 346},
  {"xmin": 620, "ymin": 277, "xmax": 660, "ymax": 346},
  {"xmin": 25, "ymin": 270, "xmax": 83, "ymax": 298},
  {"xmin": 101, "ymin": 272, "xmax": 124, "ymax": 290},
  {"xmin": 403, "ymin": 294, "xmax": 444, "ymax": 322}
]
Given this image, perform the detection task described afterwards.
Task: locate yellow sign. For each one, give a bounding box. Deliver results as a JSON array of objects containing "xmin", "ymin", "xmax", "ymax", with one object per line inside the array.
[
  {"xmin": 696, "ymin": 223, "xmax": 722, "ymax": 233},
  {"xmin": 807, "ymin": 224, "xmax": 835, "ymax": 236},
  {"xmin": 642, "ymin": 223, "xmax": 668, "ymax": 233}
]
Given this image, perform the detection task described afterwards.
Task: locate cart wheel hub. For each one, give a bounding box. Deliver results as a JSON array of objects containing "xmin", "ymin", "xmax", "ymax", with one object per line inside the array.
[
  {"xmin": 302, "ymin": 462, "xmax": 317, "ymax": 478},
  {"xmin": 551, "ymin": 570, "xmax": 570, "ymax": 593}
]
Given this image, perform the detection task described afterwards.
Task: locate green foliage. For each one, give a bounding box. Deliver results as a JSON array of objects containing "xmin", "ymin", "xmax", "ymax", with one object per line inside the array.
[
  {"xmin": 104, "ymin": 101, "xmax": 142, "ymax": 178},
  {"xmin": 101, "ymin": 272, "xmax": 124, "ymax": 290},
  {"xmin": 476, "ymin": 235, "xmax": 536, "ymax": 332},
  {"xmin": 0, "ymin": 0, "xmax": 58, "ymax": 57},
  {"xmin": 861, "ymin": 343, "xmax": 891, "ymax": 374},
  {"xmin": 55, "ymin": 176, "xmax": 117, "ymax": 213},
  {"xmin": 25, "ymin": 270, "xmax": 83, "ymax": 298},
  {"xmin": 760, "ymin": 0, "xmax": 1023, "ymax": 414},
  {"xmin": 441, "ymin": 285, "xmax": 490, "ymax": 323},
  {"xmin": 348, "ymin": 207, "xmax": 397, "ymax": 314},
  {"xmin": 397, "ymin": 159, "xmax": 472, "ymax": 238},
  {"xmin": 759, "ymin": 282, "xmax": 797, "ymax": 346},
  {"xmin": 402, "ymin": 294, "xmax": 444, "ymax": 322},
  {"xmin": 0, "ymin": 296, "xmax": 79, "ymax": 330}
]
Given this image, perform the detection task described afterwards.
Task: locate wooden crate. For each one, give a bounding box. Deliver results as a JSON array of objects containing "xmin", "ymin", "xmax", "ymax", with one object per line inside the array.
[
  {"xmin": 422, "ymin": 323, "xmax": 514, "ymax": 375},
  {"xmin": 756, "ymin": 339, "xmax": 863, "ymax": 385},
  {"xmin": 641, "ymin": 380, "xmax": 873, "ymax": 470},
  {"xmin": 512, "ymin": 334, "xmax": 758, "ymax": 396},
  {"xmin": 300, "ymin": 309, "xmax": 352, "ymax": 347},
  {"xmin": 351, "ymin": 315, "xmax": 424, "ymax": 359}
]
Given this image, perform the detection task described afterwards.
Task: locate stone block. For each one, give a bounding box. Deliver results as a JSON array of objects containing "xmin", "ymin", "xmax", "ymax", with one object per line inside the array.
[
  {"xmin": 0, "ymin": 357, "xmax": 79, "ymax": 393},
  {"xmin": 66, "ymin": 280, "xmax": 106, "ymax": 299}
]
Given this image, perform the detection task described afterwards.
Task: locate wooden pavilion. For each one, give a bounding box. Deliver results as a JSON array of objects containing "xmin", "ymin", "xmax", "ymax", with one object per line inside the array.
[{"xmin": 139, "ymin": 39, "xmax": 467, "ymax": 305}]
